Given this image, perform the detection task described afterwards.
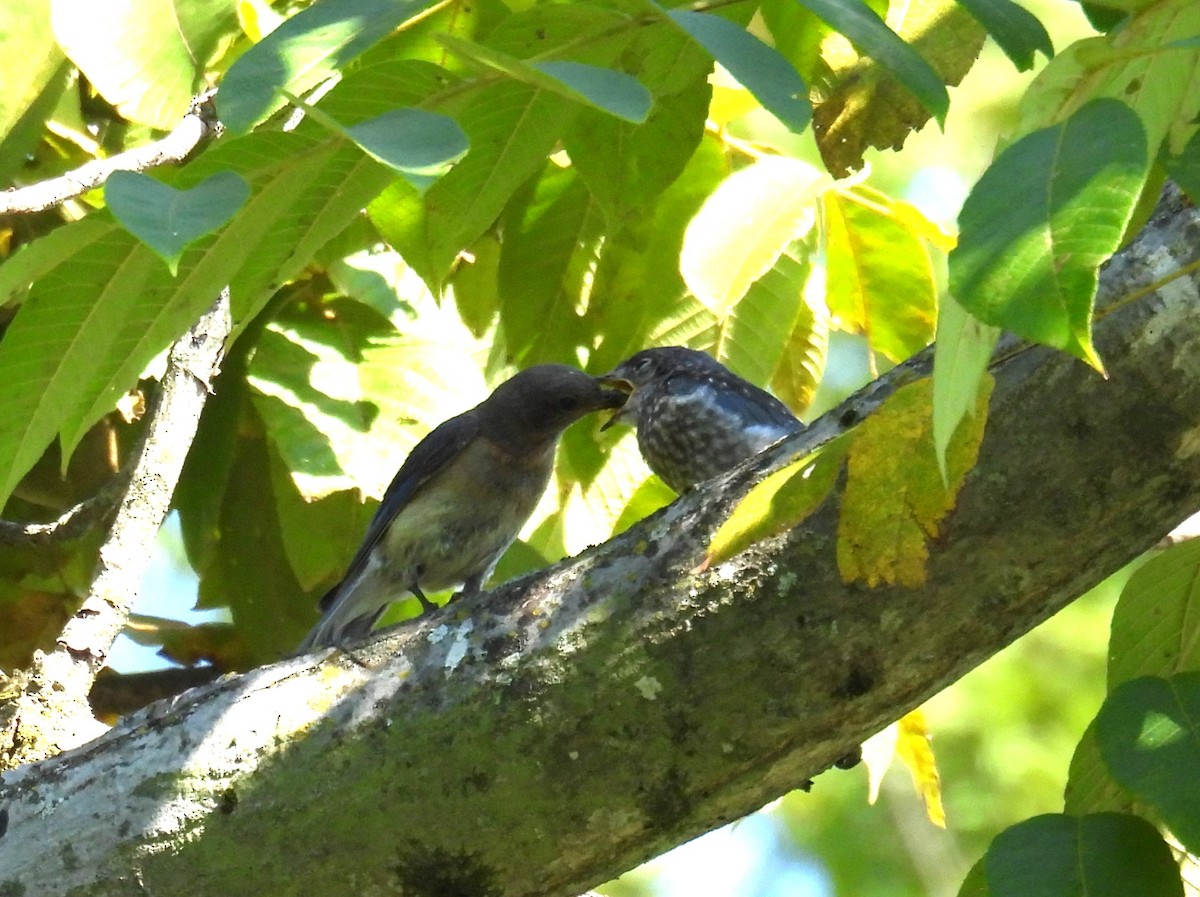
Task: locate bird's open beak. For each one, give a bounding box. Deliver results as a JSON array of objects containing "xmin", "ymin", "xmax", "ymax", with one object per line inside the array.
[{"xmin": 597, "ymin": 375, "xmax": 634, "ymax": 431}]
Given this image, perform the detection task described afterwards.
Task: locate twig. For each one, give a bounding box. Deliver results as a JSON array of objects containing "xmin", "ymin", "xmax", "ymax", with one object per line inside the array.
[
  {"xmin": 0, "ymin": 476, "xmax": 127, "ymax": 545},
  {"xmin": 1, "ymin": 292, "xmax": 231, "ymax": 766},
  {"xmin": 0, "ymin": 90, "xmax": 220, "ymax": 216}
]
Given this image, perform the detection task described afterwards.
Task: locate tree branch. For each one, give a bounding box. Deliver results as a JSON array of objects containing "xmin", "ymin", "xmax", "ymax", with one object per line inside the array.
[
  {"xmin": 1, "ymin": 189, "xmax": 1198, "ymax": 897},
  {"xmin": 0, "ymin": 91, "xmax": 219, "ymax": 216},
  {"xmin": 0, "ymin": 293, "xmax": 231, "ymax": 769}
]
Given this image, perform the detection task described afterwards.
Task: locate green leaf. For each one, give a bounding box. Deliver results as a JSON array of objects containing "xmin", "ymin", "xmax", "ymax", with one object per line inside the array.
[
  {"xmin": 587, "ymin": 134, "xmax": 728, "ymax": 373},
  {"xmin": 0, "ymin": 3, "xmax": 67, "ymax": 185},
  {"xmin": 497, "ymin": 166, "xmax": 596, "ymax": 366},
  {"xmin": 1014, "ymin": 3, "xmax": 1200, "ymax": 158},
  {"xmin": 1167, "ymin": 128, "xmax": 1200, "ymax": 203},
  {"xmin": 52, "ymin": 0, "xmax": 239, "ymax": 130},
  {"xmin": 792, "ymin": 0, "xmax": 949, "ymax": 124},
  {"xmin": 1108, "ymin": 540, "xmax": 1200, "ymax": 687},
  {"xmin": 932, "ymin": 294, "xmax": 999, "ymax": 483},
  {"xmin": 986, "ymin": 813, "xmax": 1183, "ymax": 897},
  {"xmin": 532, "ymin": 61, "xmax": 651, "ymax": 124},
  {"xmin": 954, "ymin": 0, "xmax": 1053, "ymax": 71},
  {"xmin": 667, "ymin": 9, "xmax": 812, "ymax": 133},
  {"xmin": 437, "ymin": 35, "xmax": 651, "ymax": 123},
  {"xmin": 566, "ymin": 73, "xmax": 710, "ymax": 224},
  {"xmin": 949, "ymin": 98, "xmax": 1148, "ymax": 369},
  {"xmin": 681, "ymin": 156, "xmax": 830, "ymax": 317},
  {"xmin": 218, "ymin": 0, "xmax": 438, "ymax": 133},
  {"xmin": 957, "ymin": 857, "xmax": 990, "ymax": 897},
  {"xmin": 1096, "ymin": 674, "xmax": 1200, "ymax": 855},
  {"xmin": 342, "ymin": 108, "xmax": 469, "ymax": 192},
  {"xmin": 1064, "ymin": 723, "xmax": 1133, "ymax": 815},
  {"xmin": 822, "ymin": 186, "xmax": 938, "ymax": 363},
  {"xmin": 610, "ymin": 470, "xmax": 678, "ymax": 536},
  {"xmin": 369, "ymin": 81, "xmax": 577, "ymax": 289},
  {"xmin": 105, "ymin": 170, "xmax": 250, "ymax": 273},
  {"xmin": 195, "ymin": 416, "xmax": 318, "ymax": 662},
  {"xmin": 706, "ymin": 434, "xmax": 848, "ymax": 568},
  {"xmin": 717, "ymin": 253, "xmax": 812, "ymax": 393},
  {"xmin": 0, "ymin": 129, "xmax": 395, "ymax": 511}
]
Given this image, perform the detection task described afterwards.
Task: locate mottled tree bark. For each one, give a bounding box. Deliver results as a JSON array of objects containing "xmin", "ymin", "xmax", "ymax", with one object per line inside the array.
[{"xmin": 1, "ymin": 188, "xmax": 1198, "ymax": 897}]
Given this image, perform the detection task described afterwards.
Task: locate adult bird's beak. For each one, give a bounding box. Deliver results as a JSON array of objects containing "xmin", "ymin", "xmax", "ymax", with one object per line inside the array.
[{"xmin": 597, "ymin": 375, "xmax": 634, "ymax": 431}]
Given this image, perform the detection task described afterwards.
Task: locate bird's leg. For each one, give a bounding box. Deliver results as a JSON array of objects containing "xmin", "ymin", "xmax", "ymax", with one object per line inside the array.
[
  {"xmin": 458, "ymin": 571, "xmax": 486, "ymax": 599},
  {"xmin": 411, "ymin": 583, "xmax": 438, "ymax": 615}
]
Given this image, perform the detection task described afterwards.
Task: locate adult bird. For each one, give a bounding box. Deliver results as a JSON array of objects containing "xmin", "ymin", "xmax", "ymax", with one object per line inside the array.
[
  {"xmin": 296, "ymin": 365, "xmax": 626, "ymax": 652},
  {"xmin": 601, "ymin": 346, "xmax": 803, "ymax": 493}
]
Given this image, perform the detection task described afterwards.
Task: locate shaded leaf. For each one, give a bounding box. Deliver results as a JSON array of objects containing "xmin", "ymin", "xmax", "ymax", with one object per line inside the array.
[
  {"xmin": 1096, "ymin": 674, "xmax": 1200, "ymax": 854},
  {"xmin": 497, "ymin": 166, "xmax": 597, "ymax": 366},
  {"xmin": 814, "ymin": 2, "xmax": 985, "ymax": 176},
  {"xmin": 681, "ymin": 155, "xmax": 830, "ymax": 317},
  {"xmin": 987, "ymin": 813, "xmax": 1183, "ymax": 897},
  {"xmin": 1167, "ymin": 128, "xmax": 1200, "ymax": 203},
  {"xmin": 565, "ymin": 53, "xmax": 711, "ymax": 223},
  {"xmin": 344, "ymin": 108, "xmax": 469, "ymax": 192},
  {"xmin": 437, "ymin": 35, "xmax": 651, "ymax": 123},
  {"xmin": 957, "ymin": 857, "xmax": 990, "ymax": 897},
  {"xmin": 838, "ymin": 376, "xmax": 992, "ymax": 588},
  {"xmin": 949, "ymin": 98, "xmax": 1148, "ymax": 369},
  {"xmin": 105, "ymin": 170, "xmax": 250, "ymax": 273},
  {"xmin": 955, "ymin": 0, "xmax": 1054, "ymax": 71},
  {"xmin": 667, "ymin": 8, "xmax": 812, "ymax": 133},
  {"xmin": 587, "ymin": 135, "xmax": 729, "ymax": 374},
  {"xmin": 795, "ymin": 0, "xmax": 948, "ymax": 123},
  {"xmin": 369, "ymin": 81, "xmax": 576, "ymax": 289}
]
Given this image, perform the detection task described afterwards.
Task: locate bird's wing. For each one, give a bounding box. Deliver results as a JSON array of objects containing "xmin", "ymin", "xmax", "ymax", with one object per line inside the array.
[
  {"xmin": 666, "ymin": 370, "xmax": 802, "ymax": 432},
  {"xmin": 318, "ymin": 410, "xmax": 480, "ymax": 611}
]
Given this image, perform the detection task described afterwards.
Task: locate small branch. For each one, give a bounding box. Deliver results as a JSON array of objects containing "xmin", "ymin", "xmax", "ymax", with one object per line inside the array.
[
  {"xmin": 88, "ymin": 666, "xmax": 221, "ymax": 720},
  {"xmin": 0, "ymin": 91, "xmax": 220, "ymax": 216},
  {"xmin": 0, "ymin": 476, "xmax": 127, "ymax": 546},
  {"xmin": 0, "ymin": 292, "xmax": 231, "ymax": 768}
]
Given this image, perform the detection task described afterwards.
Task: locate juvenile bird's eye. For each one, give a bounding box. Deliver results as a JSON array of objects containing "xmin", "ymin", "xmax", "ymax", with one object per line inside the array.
[
  {"xmin": 557, "ymin": 395, "xmax": 581, "ymax": 411},
  {"xmin": 632, "ymin": 357, "xmax": 654, "ymax": 374}
]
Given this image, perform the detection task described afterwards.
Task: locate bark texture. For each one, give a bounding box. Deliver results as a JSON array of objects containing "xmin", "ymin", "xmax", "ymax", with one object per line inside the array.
[{"xmin": 1, "ymin": 190, "xmax": 1198, "ymax": 897}]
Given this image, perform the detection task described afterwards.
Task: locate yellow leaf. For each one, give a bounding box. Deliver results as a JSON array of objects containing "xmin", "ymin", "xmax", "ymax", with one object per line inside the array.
[
  {"xmin": 895, "ymin": 709, "xmax": 946, "ymax": 828},
  {"xmin": 707, "ymin": 64, "xmax": 760, "ymax": 126},
  {"xmin": 705, "ymin": 435, "xmax": 850, "ymax": 569},
  {"xmin": 838, "ymin": 376, "xmax": 992, "ymax": 587},
  {"xmin": 237, "ymin": 0, "xmax": 284, "ymax": 42},
  {"xmin": 771, "ymin": 288, "xmax": 830, "ymax": 416},
  {"xmin": 848, "ymin": 184, "xmax": 957, "ymax": 253}
]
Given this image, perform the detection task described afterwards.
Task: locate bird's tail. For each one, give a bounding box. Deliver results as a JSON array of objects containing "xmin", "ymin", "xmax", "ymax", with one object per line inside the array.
[{"xmin": 293, "ymin": 586, "xmax": 384, "ymax": 655}]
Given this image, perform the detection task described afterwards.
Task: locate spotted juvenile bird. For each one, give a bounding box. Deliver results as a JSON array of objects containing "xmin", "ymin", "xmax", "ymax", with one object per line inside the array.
[
  {"xmin": 601, "ymin": 346, "xmax": 803, "ymax": 493},
  {"xmin": 296, "ymin": 365, "xmax": 626, "ymax": 652}
]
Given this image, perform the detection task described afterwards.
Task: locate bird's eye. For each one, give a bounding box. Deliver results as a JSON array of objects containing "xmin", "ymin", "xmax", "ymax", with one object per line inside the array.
[
  {"xmin": 557, "ymin": 395, "xmax": 581, "ymax": 412},
  {"xmin": 632, "ymin": 357, "xmax": 654, "ymax": 373}
]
